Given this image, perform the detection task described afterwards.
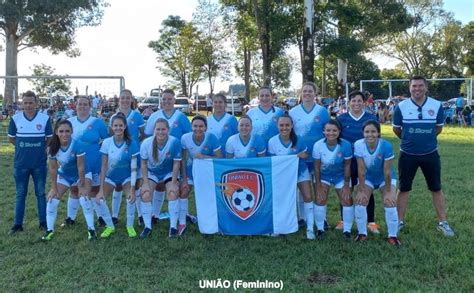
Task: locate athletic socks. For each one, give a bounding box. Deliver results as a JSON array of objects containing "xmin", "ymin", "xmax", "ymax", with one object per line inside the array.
[
  {"xmin": 94, "ymin": 199, "xmax": 114, "ymax": 228},
  {"xmin": 67, "ymin": 196, "xmax": 80, "ymax": 220},
  {"xmin": 141, "ymin": 201, "xmax": 152, "ymax": 229},
  {"xmin": 135, "ymin": 188, "xmax": 142, "ymax": 217},
  {"xmin": 179, "ymin": 198, "xmax": 188, "ymax": 226},
  {"xmin": 304, "ymin": 202, "xmax": 314, "ymax": 232},
  {"xmin": 126, "ymin": 199, "xmax": 135, "ymax": 227},
  {"xmin": 152, "ymin": 191, "xmax": 165, "ymax": 217},
  {"xmin": 298, "ymin": 191, "xmax": 306, "ymax": 221},
  {"xmin": 46, "ymin": 198, "xmax": 60, "ymax": 231},
  {"xmin": 112, "ymin": 190, "xmax": 123, "ymax": 218},
  {"xmin": 314, "ymin": 204, "xmax": 327, "ymax": 231},
  {"xmin": 385, "ymin": 207, "xmax": 399, "ymax": 237},
  {"xmin": 342, "ymin": 205, "xmax": 354, "ymax": 233},
  {"xmin": 79, "ymin": 196, "xmax": 95, "ymax": 230},
  {"xmin": 168, "ymin": 200, "xmax": 179, "ymax": 229},
  {"xmin": 355, "ymin": 205, "xmax": 368, "ymax": 235}
]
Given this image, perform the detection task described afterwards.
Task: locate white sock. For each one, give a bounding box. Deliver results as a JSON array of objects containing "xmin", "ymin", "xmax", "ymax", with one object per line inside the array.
[
  {"xmin": 141, "ymin": 202, "xmax": 152, "ymax": 229},
  {"xmin": 46, "ymin": 198, "xmax": 60, "ymax": 231},
  {"xmin": 94, "ymin": 199, "xmax": 114, "ymax": 228},
  {"xmin": 179, "ymin": 198, "xmax": 188, "ymax": 225},
  {"xmin": 298, "ymin": 191, "xmax": 306, "ymax": 221},
  {"xmin": 385, "ymin": 207, "xmax": 399, "ymax": 237},
  {"xmin": 304, "ymin": 202, "xmax": 314, "ymax": 232},
  {"xmin": 67, "ymin": 196, "xmax": 80, "ymax": 220},
  {"xmin": 342, "ymin": 205, "xmax": 354, "ymax": 233},
  {"xmin": 168, "ymin": 200, "xmax": 179, "ymax": 229},
  {"xmin": 135, "ymin": 188, "xmax": 142, "ymax": 217},
  {"xmin": 314, "ymin": 204, "xmax": 327, "ymax": 231},
  {"xmin": 93, "ymin": 199, "xmax": 103, "ymax": 219},
  {"xmin": 112, "ymin": 190, "xmax": 123, "ymax": 218},
  {"xmin": 355, "ymin": 205, "xmax": 368, "ymax": 235},
  {"xmin": 79, "ymin": 196, "xmax": 95, "ymax": 230},
  {"xmin": 152, "ymin": 191, "xmax": 165, "ymax": 217},
  {"xmin": 126, "ymin": 199, "xmax": 135, "ymax": 227}
]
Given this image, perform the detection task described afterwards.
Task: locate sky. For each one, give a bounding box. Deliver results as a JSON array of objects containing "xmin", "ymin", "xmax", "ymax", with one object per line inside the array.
[{"xmin": 0, "ymin": 0, "xmax": 472, "ymax": 97}]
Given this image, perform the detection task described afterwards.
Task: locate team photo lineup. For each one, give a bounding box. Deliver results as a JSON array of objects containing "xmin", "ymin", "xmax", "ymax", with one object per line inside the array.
[{"xmin": 7, "ymin": 76, "xmax": 456, "ymax": 246}]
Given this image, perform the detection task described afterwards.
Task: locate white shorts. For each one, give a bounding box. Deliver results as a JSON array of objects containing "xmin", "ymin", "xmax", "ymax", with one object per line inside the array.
[
  {"xmin": 105, "ymin": 177, "xmax": 131, "ymax": 188},
  {"xmin": 321, "ymin": 179, "xmax": 351, "ymax": 189},
  {"xmin": 297, "ymin": 167, "xmax": 311, "ymax": 183},
  {"xmin": 148, "ymin": 172, "xmax": 173, "ymax": 184},
  {"xmin": 57, "ymin": 175, "xmax": 80, "ymax": 188},
  {"xmin": 363, "ymin": 179, "xmax": 397, "ymax": 190},
  {"xmin": 85, "ymin": 172, "xmax": 100, "ymax": 186}
]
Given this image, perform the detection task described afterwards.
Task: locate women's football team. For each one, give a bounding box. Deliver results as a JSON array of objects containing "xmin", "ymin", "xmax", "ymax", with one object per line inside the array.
[{"xmin": 43, "ymin": 84, "xmax": 401, "ymax": 246}]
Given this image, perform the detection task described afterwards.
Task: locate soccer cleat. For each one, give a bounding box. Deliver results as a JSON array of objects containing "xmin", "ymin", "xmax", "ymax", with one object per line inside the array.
[
  {"xmin": 100, "ymin": 227, "xmax": 115, "ymax": 238},
  {"xmin": 60, "ymin": 217, "xmax": 75, "ymax": 228},
  {"xmin": 9, "ymin": 224, "xmax": 24, "ymax": 235},
  {"xmin": 306, "ymin": 229, "xmax": 315, "ymax": 240},
  {"xmin": 39, "ymin": 222, "xmax": 47, "ymax": 231},
  {"xmin": 368, "ymin": 222, "xmax": 380, "ymax": 234},
  {"xmin": 112, "ymin": 217, "xmax": 118, "ymax": 225},
  {"xmin": 343, "ymin": 231, "xmax": 352, "ymax": 240},
  {"xmin": 88, "ymin": 229, "xmax": 98, "ymax": 241},
  {"xmin": 186, "ymin": 214, "xmax": 198, "ymax": 224},
  {"xmin": 398, "ymin": 220, "xmax": 406, "ymax": 232},
  {"xmin": 324, "ymin": 220, "xmax": 330, "ymax": 231},
  {"xmin": 387, "ymin": 237, "xmax": 402, "ymax": 247},
  {"xmin": 151, "ymin": 216, "xmax": 158, "ymax": 224},
  {"xmin": 298, "ymin": 219, "xmax": 306, "ymax": 229},
  {"xmin": 139, "ymin": 228, "xmax": 152, "ymax": 239},
  {"xmin": 41, "ymin": 230, "xmax": 54, "ymax": 241},
  {"xmin": 316, "ymin": 230, "xmax": 325, "ymax": 240},
  {"xmin": 178, "ymin": 224, "xmax": 187, "ymax": 237},
  {"xmin": 97, "ymin": 217, "xmax": 106, "ymax": 227},
  {"xmin": 335, "ymin": 220, "xmax": 344, "ymax": 230},
  {"xmin": 138, "ymin": 216, "xmax": 144, "ymax": 226},
  {"xmin": 127, "ymin": 227, "xmax": 137, "ymax": 238},
  {"xmin": 437, "ymin": 221, "xmax": 455, "ymax": 237},
  {"xmin": 355, "ymin": 234, "xmax": 368, "ymax": 242},
  {"xmin": 169, "ymin": 227, "xmax": 178, "ymax": 238}
]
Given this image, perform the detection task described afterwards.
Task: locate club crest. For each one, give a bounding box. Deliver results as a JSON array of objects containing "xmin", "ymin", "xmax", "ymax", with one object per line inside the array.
[
  {"xmin": 428, "ymin": 109, "xmax": 435, "ymax": 116},
  {"xmin": 36, "ymin": 124, "xmax": 42, "ymax": 130}
]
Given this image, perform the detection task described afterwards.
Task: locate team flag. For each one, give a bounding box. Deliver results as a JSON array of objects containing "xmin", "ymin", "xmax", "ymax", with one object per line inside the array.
[{"xmin": 193, "ymin": 155, "xmax": 298, "ymax": 235}]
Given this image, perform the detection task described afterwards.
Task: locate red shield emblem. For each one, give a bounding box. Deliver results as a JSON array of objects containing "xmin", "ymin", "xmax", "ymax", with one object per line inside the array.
[
  {"xmin": 314, "ymin": 116, "xmax": 320, "ymax": 122},
  {"xmin": 36, "ymin": 124, "xmax": 42, "ymax": 130},
  {"xmin": 87, "ymin": 124, "xmax": 93, "ymax": 129},
  {"xmin": 219, "ymin": 170, "xmax": 264, "ymax": 220}
]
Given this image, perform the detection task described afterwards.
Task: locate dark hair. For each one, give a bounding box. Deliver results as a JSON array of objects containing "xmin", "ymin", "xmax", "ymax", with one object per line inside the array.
[
  {"xmin": 49, "ymin": 119, "xmax": 73, "ymax": 156},
  {"xmin": 152, "ymin": 118, "xmax": 170, "ymax": 162},
  {"xmin": 75, "ymin": 95, "xmax": 91, "ymax": 106},
  {"xmin": 409, "ymin": 75, "xmax": 427, "ymax": 85},
  {"xmin": 119, "ymin": 89, "xmax": 135, "ymax": 110},
  {"xmin": 302, "ymin": 82, "xmax": 319, "ymax": 94},
  {"xmin": 192, "ymin": 115, "xmax": 207, "ymax": 127},
  {"xmin": 239, "ymin": 114, "xmax": 252, "ymax": 125},
  {"xmin": 277, "ymin": 114, "xmax": 297, "ymax": 147},
  {"xmin": 362, "ymin": 120, "xmax": 381, "ymax": 138},
  {"xmin": 120, "ymin": 89, "xmax": 133, "ymax": 97},
  {"xmin": 349, "ymin": 90, "xmax": 366, "ymax": 101},
  {"xmin": 162, "ymin": 89, "xmax": 175, "ymax": 96},
  {"xmin": 111, "ymin": 112, "xmax": 131, "ymax": 145},
  {"xmin": 259, "ymin": 86, "xmax": 276, "ymax": 113},
  {"xmin": 22, "ymin": 90, "xmax": 38, "ymax": 102},
  {"xmin": 324, "ymin": 119, "xmax": 342, "ymax": 143},
  {"xmin": 212, "ymin": 93, "xmax": 226, "ymax": 104}
]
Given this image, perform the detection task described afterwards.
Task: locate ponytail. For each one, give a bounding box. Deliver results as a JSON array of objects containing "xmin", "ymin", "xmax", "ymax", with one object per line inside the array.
[{"xmin": 152, "ymin": 118, "xmax": 170, "ymax": 162}]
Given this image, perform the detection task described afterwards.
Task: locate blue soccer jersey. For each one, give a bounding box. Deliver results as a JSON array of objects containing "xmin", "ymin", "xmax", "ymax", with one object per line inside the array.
[
  {"xmin": 144, "ymin": 109, "xmax": 192, "ymax": 139},
  {"xmin": 109, "ymin": 110, "xmax": 145, "ymax": 142},
  {"xmin": 312, "ymin": 138, "xmax": 353, "ymax": 179},
  {"xmin": 181, "ymin": 132, "xmax": 221, "ymax": 179},
  {"xmin": 100, "ymin": 137, "xmax": 140, "ymax": 184},
  {"xmin": 354, "ymin": 138, "xmax": 397, "ymax": 186},
  {"xmin": 289, "ymin": 103, "xmax": 329, "ymax": 162},
  {"xmin": 247, "ymin": 106, "xmax": 285, "ymax": 143},
  {"xmin": 268, "ymin": 134, "xmax": 307, "ymax": 176},
  {"xmin": 49, "ymin": 139, "xmax": 85, "ymax": 184},
  {"xmin": 140, "ymin": 136, "xmax": 182, "ymax": 180},
  {"xmin": 69, "ymin": 115, "xmax": 109, "ymax": 174},
  {"xmin": 337, "ymin": 111, "xmax": 378, "ymax": 145},
  {"xmin": 8, "ymin": 111, "xmax": 53, "ymax": 168},
  {"xmin": 207, "ymin": 113, "xmax": 238, "ymax": 153},
  {"xmin": 225, "ymin": 134, "xmax": 266, "ymax": 158},
  {"xmin": 393, "ymin": 97, "xmax": 444, "ymax": 155}
]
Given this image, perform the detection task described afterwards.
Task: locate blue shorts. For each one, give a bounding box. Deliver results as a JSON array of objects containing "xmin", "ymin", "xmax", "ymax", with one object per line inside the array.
[{"xmin": 320, "ymin": 174, "xmax": 348, "ymax": 189}]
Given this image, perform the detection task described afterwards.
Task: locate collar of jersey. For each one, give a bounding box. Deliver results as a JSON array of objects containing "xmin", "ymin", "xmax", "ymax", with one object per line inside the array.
[{"xmin": 23, "ymin": 110, "xmax": 39, "ymax": 122}]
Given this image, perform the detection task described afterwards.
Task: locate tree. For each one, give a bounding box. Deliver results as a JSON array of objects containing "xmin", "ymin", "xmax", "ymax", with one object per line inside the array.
[
  {"xmin": 0, "ymin": 0, "xmax": 107, "ymax": 105},
  {"xmin": 462, "ymin": 22, "xmax": 474, "ymax": 75},
  {"xmin": 28, "ymin": 64, "xmax": 71, "ymax": 97}
]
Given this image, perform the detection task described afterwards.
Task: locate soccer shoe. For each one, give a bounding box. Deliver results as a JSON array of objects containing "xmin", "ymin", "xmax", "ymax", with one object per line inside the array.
[
  {"xmin": 169, "ymin": 227, "xmax": 178, "ymax": 238},
  {"xmin": 9, "ymin": 224, "xmax": 24, "ymax": 235},
  {"xmin": 138, "ymin": 216, "xmax": 144, "ymax": 226},
  {"xmin": 186, "ymin": 214, "xmax": 198, "ymax": 224},
  {"xmin": 316, "ymin": 230, "xmax": 325, "ymax": 240},
  {"xmin": 60, "ymin": 217, "xmax": 75, "ymax": 228},
  {"xmin": 88, "ymin": 229, "xmax": 98, "ymax": 241},
  {"xmin": 112, "ymin": 217, "xmax": 118, "ymax": 225},
  {"xmin": 355, "ymin": 234, "xmax": 368, "ymax": 242},
  {"xmin": 437, "ymin": 221, "xmax": 455, "ymax": 237},
  {"xmin": 343, "ymin": 231, "xmax": 352, "ymax": 240},
  {"xmin": 324, "ymin": 220, "xmax": 330, "ymax": 231},
  {"xmin": 97, "ymin": 217, "xmax": 106, "ymax": 227},
  {"xmin": 139, "ymin": 228, "xmax": 152, "ymax": 239},
  {"xmin": 39, "ymin": 222, "xmax": 47, "ymax": 231},
  {"xmin": 178, "ymin": 224, "xmax": 187, "ymax": 237},
  {"xmin": 387, "ymin": 237, "xmax": 402, "ymax": 247},
  {"xmin": 335, "ymin": 220, "xmax": 344, "ymax": 230},
  {"xmin": 151, "ymin": 216, "xmax": 158, "ymax": 225},
  {"xmin": 127, "ymin": 227, "xmax": 137, "ymax": 238},
  {"xmin": 100, "ymin": 227, "xmax": 115, "ymax": 238},
  {"xmin": 41, "ymin": 230, "xmax": 54, "ymax": 241},
  {"xmin": 368, "ymin": 222, "xmax": 380, "ymax": 234},
  {"xmin": 306, "ymin": 230, "xmax": 315, "ymax": 240},
  {"xmin": 398, "ymin": 220, "xmax": 406, "ymax": 232},
  {"xmin": 298, "ymin": 219, "xmax": 306, "ymax": 229}
]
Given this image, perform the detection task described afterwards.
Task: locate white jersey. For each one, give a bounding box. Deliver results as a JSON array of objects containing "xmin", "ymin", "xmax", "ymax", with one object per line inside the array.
[
  {"xmin": 225, "ymin": 134, "xmax": 266, "ymax": 158},
  {"xmin": 312, "ymin": 138, "xmax": 353, "ymax": 178},
  {"xmin": 140, "ymin": 136, "xmax": 182, "ymax": 179},
  {"xmin": 181, "ymin": 132, "xmax": 221, "ymax": 179},
  {"xmin": 247, "ymin": 106, "xmax": 284, "ymax": 143},
  {"xmin": 207, "ymin": 113, "xmax": 238, "ymax": 152},
  {"xmin": 49, "ymin": 139, "xmax": 85, "ymax": 183},
  {"xmin": 144, "ymin": 109, "xmax": 191, "ymax": 139},
  {"xmin": 100, "ymin": 137, "xmax": 140, "ymax": 183},
  {"xmin": 353, "ymin": 138, "xmax": 396, "ymax": 185}
]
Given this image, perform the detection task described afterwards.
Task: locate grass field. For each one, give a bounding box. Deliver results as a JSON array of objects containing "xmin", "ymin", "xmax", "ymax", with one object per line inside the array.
[{"xmin": 0, "ymin": 125, "xmax": 473, "ymax": 291}]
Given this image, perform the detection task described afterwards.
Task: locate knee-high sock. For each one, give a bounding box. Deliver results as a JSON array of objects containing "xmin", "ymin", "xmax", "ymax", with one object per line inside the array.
[
  {"xmin": 179, "ymin": 198, "xmax": 188, "ymax": 225},
  {"xmin": 112, "ymin": 190, "xmax": 123, "ymax": 218},
  {"xmin": 141, "ymin": 201, "xmax": 152, "ymax": 229},
  {"xmin": 385, "ymin": 207, "xmax": 399, "ymax": 237},
  {"xmin": 152, "ymin": 191, "xmax": 165, "ymax": 217},
  {"xmin": 79, "ymin": 196, "xmax": 95, "ymax": 230},
  {"xmin": 342, "ymin": 205, "xmax": 354, "ymax": 233},
  {"xmin": 135, "ymin": 188, "xmax": 142, "ymax": 217},
  {"xmin": 314, "ymin": 204, "xmax": 327, "ymax": 231},
  {"xmin": 298, "ymin": 191, "xmax": 305, "ymax": 221},
  {"xmin": 67, "ymin": 195, "xmax": 80, "ymax": 220},
  {"xmin": 126, "ymin": 199, "xmax": 135, "ymax": 227},
  {"xmin": 355, "ymin": 205, "xmax": 368, "ymax": 235},
  {"xmin": 94, "ymin": 199, "xmax": 114, "ymax": 228},
  {"xmin": 46, "ymin": 198, "xmax": 60, "ymax": 231},
  {"xmin": 304, "ymin": 202, "xmax": 314, "ymax": 231},
  {"xmin": 93, "ymin": 199, "xmax": 103, "ymax": 219},
  {"xmin": 168, "ymin": 200, "xmax": 179, "ymax": 229}
]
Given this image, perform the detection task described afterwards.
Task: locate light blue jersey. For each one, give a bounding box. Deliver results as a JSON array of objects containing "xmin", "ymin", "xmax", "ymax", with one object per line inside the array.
[
  {"xmin": 207, "ymin": 113, "xmax": 238, "ymax": 154},
  {"xmin": 144, "ymin": 109, "xmax": 191, "ymax": 139},
  {"xmin": 289, "ymin": 103, "xmax": 329, "ymax": 162},
  {"xmin": 49, "ymin": 139, "xmax": 85, "ymax": 185},
  {"xmin": 247, "ymin": 106, "xmax": 284, "ymax": 143},
  {"xmin": 69, "ymin": 115, "xmax": 109, "ymax": 174},
  {"xmin": 140, "ymin": 136, "xmax": 182, "ymax": 181},
  {"xmin": 100, "ymin": 137, "xmax": 140, "ymax": 185},
  {"xmin": 268, "ymin": 134, "xmax": 308, "ymax": 179},
  {"xmin": 312, "ymin": 138, "xmax": 352, "ymax": 180},
  {"xmin": 109, "ymin": 110, "xmax": 145, "ymax": 142},
  {"xmin": 354, "ymin": 138, "xmax": 397, "ymax": 188},
  {"xmin": 181, "ymin": 132, "xmax": 221, "ymax": 180},
  {"xmin": 225, "ymin": 134, "xmax": 266, "ymax": 158}
]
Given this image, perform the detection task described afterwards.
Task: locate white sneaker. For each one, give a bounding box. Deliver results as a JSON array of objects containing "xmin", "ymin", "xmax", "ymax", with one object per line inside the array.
[{"xmin": 437, "ymin": 221, "xmax": 455, "ymax": 237}]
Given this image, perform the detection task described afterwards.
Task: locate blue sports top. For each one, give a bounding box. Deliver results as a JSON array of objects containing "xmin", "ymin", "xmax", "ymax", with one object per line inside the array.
[
  {"xmin": 354, "ymin": 138, "xmax": 397, "ymax": 184},
  {"xmin": 247, "ymin": 105, "xmax": 285, "ymax": 143},
  {"xmin": 144, "ymin": 109, "xmax": 191, "ymax": 139},
  {"xmin": 225, "ymin": 134, "xmax": 266, "ymax": 158},
  {"xmin": 109, "ymin": 110, "xmax": 145, "ymax": 142},
  {"xmin": 100, "ymin": 137, "xmax": 140, "ymax": 183},
  {"xmin": 49, "ymin": 139, "xmax": 85, "ymax": 182},
  {"xmin": 140, "ymin": 135, "xmax": 182, "ymax": 177},
  {"xmin": 312, "ymin": 138, "xmax": 353, "ymax": 178},
  {"xmin": 337, "ymin": 111, "xmax": 378, "ymax": 146},
  {"xmin": 207, "ymin": 113, "xmax": 238, "ymax": 154}
]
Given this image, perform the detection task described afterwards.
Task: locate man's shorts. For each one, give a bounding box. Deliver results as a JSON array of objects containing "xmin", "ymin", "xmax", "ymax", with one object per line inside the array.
[{"xmin": 398, "ymin": 151, "xmax": 441, "ymax": 192}]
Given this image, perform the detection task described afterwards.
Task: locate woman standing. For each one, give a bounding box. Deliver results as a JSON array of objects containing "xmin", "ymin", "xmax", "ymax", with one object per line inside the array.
[
  {"xmin": 225, "ymin": 115, "xmax": 266, "ymax": 158},
  {"xmin": 207, "ymin": 93, "xmax": 238, "ymax": 157}
]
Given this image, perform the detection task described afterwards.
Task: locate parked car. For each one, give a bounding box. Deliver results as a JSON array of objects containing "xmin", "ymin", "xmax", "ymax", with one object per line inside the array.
[
  {"xmin": 226, "ymin": 97, "xmax": 243, "ymax": 115},
  {"xmin": 138, "ymin": 97, "xmax": 161, "ymax": 112},
  {"xmin": 174, "ymin": 97, "xmax": 192, "ymax": 114},
  {"xmin": 284, "ymin": 97, "xmax": 299, "ymax": 108},
  {"xmin": 243, "ymin": 98, "xmax": 259, "ymax": 113}
]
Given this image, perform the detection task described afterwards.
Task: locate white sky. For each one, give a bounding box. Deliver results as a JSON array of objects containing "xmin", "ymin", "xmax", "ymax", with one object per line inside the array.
[{"xmin": 0, "ymin": 0, "xmax": 472, "ymax": 97}]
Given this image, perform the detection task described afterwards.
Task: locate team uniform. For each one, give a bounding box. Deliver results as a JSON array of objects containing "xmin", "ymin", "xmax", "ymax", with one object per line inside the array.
[
  {"xmin": 140, "ymin": 136, "xmax": 182, "ymax": 183},
  {"xmin": 225, "ymin": 134, "xmax": 266, "ymax": 158},
  {"xmin": 247, "ymin": 106, "xmax": 285, "ymax": 143},
  {"xmin": 312, "ymin": 138, "xmax": 353, "ymax": 188},
  {"xmin": 100, "ymin": 137, "xmax": 140, "ymax": 187},
  {"xmin": 268, "ymin": 135, "xmax": 309, "ymax": 183},
  {"xmin": 144, "ymin": 109, "xmax": 191, "ymax": 139},
  {"xmin": 50, "ymin": 139, "xmax": 87, "ymax": 187},
  {"xmin": 110, "ymin": 110, "xmax": 145, "ymax": 142},
  {"xmin": 207, "ymin": 113, "xmax": 238, "ymax": 156}
]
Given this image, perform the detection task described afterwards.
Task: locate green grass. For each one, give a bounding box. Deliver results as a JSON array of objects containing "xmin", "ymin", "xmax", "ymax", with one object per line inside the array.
[{"xmin": 0, "ymin": 125, "xmax": 473, "ymax": 291}]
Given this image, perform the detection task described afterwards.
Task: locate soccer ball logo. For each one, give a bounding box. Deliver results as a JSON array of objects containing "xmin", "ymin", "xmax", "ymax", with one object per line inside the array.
[{"xmin": 232, "ymin": 188, "xmax": 255, "ymax": 212}]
